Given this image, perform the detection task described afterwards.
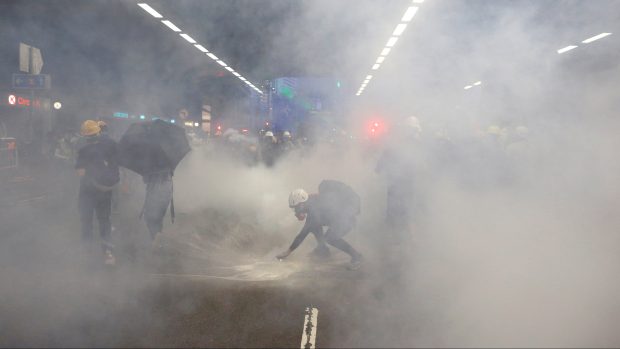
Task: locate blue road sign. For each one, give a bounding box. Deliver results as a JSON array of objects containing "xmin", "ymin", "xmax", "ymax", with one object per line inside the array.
[{"xmin": 12, "ymin": 74, "xmax": 51, "ymax": 89}]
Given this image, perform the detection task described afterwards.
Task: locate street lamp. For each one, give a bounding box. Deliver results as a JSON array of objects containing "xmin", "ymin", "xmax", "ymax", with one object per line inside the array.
[{"xmin": 53, "ymin": 101, "xmax": 62, "ymax": 110}]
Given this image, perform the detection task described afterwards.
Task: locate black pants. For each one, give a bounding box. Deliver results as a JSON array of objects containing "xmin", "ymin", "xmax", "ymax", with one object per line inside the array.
[
  {"xmin": 324, "ymin": 216, "xmax": 361, "ymax": 260},
  {"xmin": 79, "ymin": 186, "xmax": 112, "ymax": 251}
]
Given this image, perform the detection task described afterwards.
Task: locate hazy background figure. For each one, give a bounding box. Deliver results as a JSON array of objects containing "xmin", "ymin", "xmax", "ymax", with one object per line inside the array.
[
  {"xmin": 259, "ymin": 131, "xmax": 278, "ymax": 167},
  {"xmin": 375, "ymin": 116, "xmax": 428, "ymax": 243}
]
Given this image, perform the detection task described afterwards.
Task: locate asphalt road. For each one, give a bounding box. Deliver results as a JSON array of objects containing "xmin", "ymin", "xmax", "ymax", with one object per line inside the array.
[{"xmin": 0, "ymin": 167, "xmax": 419, "ymax": 348}]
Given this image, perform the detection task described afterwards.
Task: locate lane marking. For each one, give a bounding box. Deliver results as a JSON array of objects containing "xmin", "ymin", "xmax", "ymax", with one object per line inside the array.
[{"xmin": 300, "ymin": 306, "xmax": 319, "ymax": 349}]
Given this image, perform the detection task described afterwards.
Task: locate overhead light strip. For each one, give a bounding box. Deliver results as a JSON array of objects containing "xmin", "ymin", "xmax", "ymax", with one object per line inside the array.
[
  {"xmin": 554, "ymin": 32, "xmax": 612, "ymax": 55},
  {"xmin": 463, "ymin": 80, "xmax": 482, "ymax": 90},
  {"xmin": 557, "ymin": 45, "xmax": 578, "ymax": 54},
  {"xmin": 194, "ymin": 44, "xmax": 208, "ymax": 53},
  {"xmin": 582, "ymin": 32, "xmax": 612, "ymax": 44},
  {"xmin": 138, "ymin": 3, "xmax": 162, "ymax": 18},
  {"xmin": 161, "ymin": 20, "xmax": 181, "ymax": 32},
  {"xmin": 356, "ymin": 1, "xmax": 423, "ymax": 96},
  {"xmin": 136, "ymin": 2, "xmax": 262, "ymax": 94}
]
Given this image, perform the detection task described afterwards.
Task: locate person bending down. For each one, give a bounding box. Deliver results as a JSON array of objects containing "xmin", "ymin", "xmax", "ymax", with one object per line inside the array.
[{"xmin": 277, "ymin": 180, "xmax": 363, "ymax": 270}]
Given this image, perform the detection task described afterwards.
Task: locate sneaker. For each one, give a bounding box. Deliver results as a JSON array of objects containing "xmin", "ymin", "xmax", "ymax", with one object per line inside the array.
[
  {"xmin": 347, "ymin": 254, "xmax": 364, "ymax": 271},
  {"xmin": 104, "ymin": 249, "xmax": 116, "ymax": 266},
  {"xmin": 151, "ymin": 232, "xmax": 163, "ymax": 250}
]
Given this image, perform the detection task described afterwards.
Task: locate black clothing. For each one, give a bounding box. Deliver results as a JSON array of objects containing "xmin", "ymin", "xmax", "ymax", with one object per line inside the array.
[
  {"xmin": 75, "ymin": 136, "xmax": 119, "ymax": 252},
  {"xmin": 75, "ymin": 137, "xmax": 120, "ymax": 189},
  {"xmin": 79, "ymin": 186, "xmax": 112, "ymax": 250},
  {"xmin": 288, "ymin": 184, "xmax": 362, "ymax": 260},
  {"xmin": 376, "ymin": 140, "xmax": 425, "ymax": 235}
]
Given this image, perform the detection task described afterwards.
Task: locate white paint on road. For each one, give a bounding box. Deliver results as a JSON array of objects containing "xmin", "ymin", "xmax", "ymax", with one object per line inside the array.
[{"xmin": 300, "ymin": 307, "xmax": 319, "ymax": 349}]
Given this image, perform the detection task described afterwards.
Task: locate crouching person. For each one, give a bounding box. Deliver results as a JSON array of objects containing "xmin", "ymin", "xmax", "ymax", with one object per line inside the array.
[{"xmin": 277, "ymin": 180, "xmax": 364, "ymax": 270}]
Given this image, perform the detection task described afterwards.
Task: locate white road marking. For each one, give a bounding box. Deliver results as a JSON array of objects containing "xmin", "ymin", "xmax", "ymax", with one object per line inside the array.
[{"xmin": 300, "ymin": 307, "xmax": 319, "ymax": 349}]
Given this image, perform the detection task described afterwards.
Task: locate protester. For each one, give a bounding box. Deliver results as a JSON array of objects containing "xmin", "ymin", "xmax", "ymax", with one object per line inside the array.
[
  {"xmin": 75, "ymin": 120, "xmax": 120, "ymax": 265},
  {"xmin": 277, "ymin": 180, "xmax": 364, "ymax": 270}
]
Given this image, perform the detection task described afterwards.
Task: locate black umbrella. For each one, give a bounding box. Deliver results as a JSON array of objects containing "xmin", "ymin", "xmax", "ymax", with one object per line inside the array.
[{"xmin": 118, "ymin": 120, "xmax": 191, "ymax": 176}]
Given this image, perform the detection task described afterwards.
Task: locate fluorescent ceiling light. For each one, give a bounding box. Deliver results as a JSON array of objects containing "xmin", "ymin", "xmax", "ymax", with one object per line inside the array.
[
  {"xmin": 380, "ymin": 48, "xmax": 391, "ymax": 56},
  {"xmin": 206, "ymin": 52, "xmax": 218, "ymax": 60},
  {"xmin": 137, "ymin": 3, "xmax": 162, "ymax": 18},
  {"xmin": 372, "ymin": 64, "xmax": 381, "ymax": 70},
  {"xmin": 180, "ymin": 33, "xmax": 196, "ymax": 44},
  {"xmin": 232, "ymin": 72, "xmax": 241, "ymax": 77},
  {"xmin": 473, "ymin": 81, "xmax": 482, "ymax": 86},
  {"xmin": 239, "ymin": 77, "xmax": 247, "ymax": 81},
  {"xmin": 582, "ymin": 32, "xmax": 612, "ymax": 44},
  {"xmin": 363, "ymin": 80, "xmax": 369, "ymax": 84},
  {"xmin": 376, "ymin": 56, "xmax": 385, "ymax": 63},
  {"xmin": 194, "ymin": 44, "xmax": 208, "ymax": 53},
  {"xmin": 216, "ymin": 60, "xmax": 227, "ymax": 67},
  {"xmin": 464, "ymin": 85, "xmax": 472, "ymax": 90},
  {"xmin": 393, "ymin": 23, "xmax": 408, "ymax": 36},
  {"xmin": 412, "ymin": 0, "xmax": 425, "ymax": 3},
  {"xmin": 225, "ymin": 66, "xmax": 234, "ymax": 72},
  {"xmin": 401, "ymin": 6, "xmax": 419, "ymax": 22},
  {"xmin": 557, "ymin": 45, "xmax": 578, "ymax": 54},
  {"xmin": 161, "ymin": 20, "xmax": 181, "ymax": 32},
  {"xmin": 386, "ymin": 37, "xmax": 399, "ymax": 47},
  {"xmin": 365, "ymin": 75, "xmax": 373, "ymax": 80}
]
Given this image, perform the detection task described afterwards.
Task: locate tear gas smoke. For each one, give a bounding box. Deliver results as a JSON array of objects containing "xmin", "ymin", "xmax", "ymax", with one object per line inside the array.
[{"xmin": 1, "ymin": 0, "xmax": 619, "ymax": 347}]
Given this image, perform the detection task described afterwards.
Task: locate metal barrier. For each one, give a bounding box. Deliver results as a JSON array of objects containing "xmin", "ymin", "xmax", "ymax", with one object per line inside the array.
[{"xmin": 0, "ymin": 138, "xmax": 18, "ymax": 170}]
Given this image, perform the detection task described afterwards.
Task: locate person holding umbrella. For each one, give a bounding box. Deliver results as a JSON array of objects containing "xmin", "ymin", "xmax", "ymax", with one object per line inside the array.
[
  {"xmin": 118, "ymin": 119, "xmax": 191, "ymax": 245},
  {"xmin": 75, "ymin": 120, "xmax": 120, "ymax": 265}
]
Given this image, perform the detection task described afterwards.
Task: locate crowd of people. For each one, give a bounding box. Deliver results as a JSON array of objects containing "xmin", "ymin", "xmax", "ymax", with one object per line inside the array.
[{"xmin": 44, "ymin": 113, "xmax": 533, "ymax": 270}]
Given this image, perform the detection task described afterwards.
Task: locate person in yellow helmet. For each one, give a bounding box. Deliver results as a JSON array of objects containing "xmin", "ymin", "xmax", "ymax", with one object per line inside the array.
[
  {"xmin": 75, "ymin": 120, "xmax": 120, "ymax": 266},
  {"xmin": 97, "ymin": 120, "xmax": 110, "ymax": 139}
]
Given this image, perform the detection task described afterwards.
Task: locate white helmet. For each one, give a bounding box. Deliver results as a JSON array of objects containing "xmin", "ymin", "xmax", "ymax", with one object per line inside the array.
[
  {"xmin": 405, "ymin": 116, "xmax": 421, "ymax": 130},
  {"xmin": 264, "ymin": 131, "xmax": 274, "ymax": 138},
  {"xmin": 515, "ymin": 126, "xmax": 529, "ymax": 138},
  {"xmin": 283, "ymin": 131, "xmax": 291, "ymax": 137},
  {"xmin": 288, "ymin": 188, "xmax": 308, "ymax": 207}
]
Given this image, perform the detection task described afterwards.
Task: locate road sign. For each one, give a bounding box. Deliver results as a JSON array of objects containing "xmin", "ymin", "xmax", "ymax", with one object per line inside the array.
[
  {"xmin": 31, "ymin": 48, "xmax": 43, "ymax": 75},
  {"xmin": 19, "ymin": 43, "xmax": 30, "ymax": 73},
  {"xmin": 19, "ymin": 43, "xmax": 44, "ymax": 74},
  {"xmin": 12, "ymin": 74, "xmax": 51, "ymax": 89}
]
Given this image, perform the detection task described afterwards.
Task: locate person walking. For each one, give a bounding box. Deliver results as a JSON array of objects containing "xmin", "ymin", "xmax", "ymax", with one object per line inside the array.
[{"xmin": 75, "ymin": 120, "xmax": 120, "ymax": 265}]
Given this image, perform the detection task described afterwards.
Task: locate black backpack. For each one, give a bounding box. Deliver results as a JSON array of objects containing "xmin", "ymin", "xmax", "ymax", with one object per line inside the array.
[
  {"xmin": 92, "ymin": 140, "xmax": 120, "ymax": 189},
  {"xmin": 318, "ymin": 180, "xmax": 361, "ymax": 216}
]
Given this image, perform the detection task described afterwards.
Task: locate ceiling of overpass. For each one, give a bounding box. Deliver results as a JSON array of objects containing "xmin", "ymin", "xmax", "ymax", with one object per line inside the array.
[{"xmin": 0, "ymin": 0, "xmax": 618, "ymax": 113}]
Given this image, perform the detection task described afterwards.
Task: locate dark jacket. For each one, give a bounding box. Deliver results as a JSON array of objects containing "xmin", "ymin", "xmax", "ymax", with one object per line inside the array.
[{"xmin": 76, "ymin": 137, "xmax": 120, "ymax": 190}]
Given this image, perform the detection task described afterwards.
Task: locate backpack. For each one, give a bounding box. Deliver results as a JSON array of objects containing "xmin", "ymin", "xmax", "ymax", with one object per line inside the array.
[
  {"xmin": 92, "ymin": 140, "xmax": 120, "ymax": 190},
  {"xmin": 318, "ymin": 180, "xmax": 361, "ymax": 216}
]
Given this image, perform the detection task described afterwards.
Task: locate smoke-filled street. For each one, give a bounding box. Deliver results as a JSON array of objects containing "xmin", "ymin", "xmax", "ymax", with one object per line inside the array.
[{"xmin": 2, "ymin": 0, "xmax": 620, "ymax": 347}]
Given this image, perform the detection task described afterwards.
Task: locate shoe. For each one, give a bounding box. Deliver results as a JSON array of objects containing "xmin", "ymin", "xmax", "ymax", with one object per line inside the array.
[
  {"xmin": 151, "ymin": 232, "xmax": 163, "ymax": 250},
  {"xmin": 104, "ymin": 249, "xmax": 116, "ymax": 266},
  {"xmin": 347, "ymin": 254, "xmax": 364, "ymax": 270}
]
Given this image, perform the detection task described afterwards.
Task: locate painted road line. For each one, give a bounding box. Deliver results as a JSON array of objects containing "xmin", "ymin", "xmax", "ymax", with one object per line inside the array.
[{"xmin": 300, "ymin": 306, "xmax": 319, "ymax": 349}]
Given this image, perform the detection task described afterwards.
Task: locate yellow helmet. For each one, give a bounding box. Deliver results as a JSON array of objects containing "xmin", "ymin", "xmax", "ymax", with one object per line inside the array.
[
  {"xmin": 487, "ymin": 125, "xmax": 501, "ymax": 135},
  {"xmin": 97, "ymin": 120, "xmax": 107, "ymax": 128},
  {"xmin": 81, "ymin": 120, "xmax": 101, "ymax": 136}
]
